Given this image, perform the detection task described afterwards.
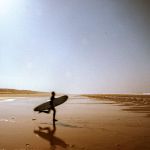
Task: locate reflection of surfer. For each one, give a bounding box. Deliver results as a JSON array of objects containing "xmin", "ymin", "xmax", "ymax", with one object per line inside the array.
[
  {"xmin": 34, "ymin": 122, "xmax": 68, "ymax": 150},
  {"xmin": 50, "ymin": 91, "xmax": 57, "ymax": 122}
]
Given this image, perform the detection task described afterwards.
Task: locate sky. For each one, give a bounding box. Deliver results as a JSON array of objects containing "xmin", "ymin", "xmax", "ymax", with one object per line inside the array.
[{"xmin": 0, "ymin": 0, "xmax": 150, "ymax": 94}]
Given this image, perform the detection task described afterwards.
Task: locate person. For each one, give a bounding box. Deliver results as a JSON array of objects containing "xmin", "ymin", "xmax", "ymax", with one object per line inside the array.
[{"xmin": 50, "ymin": 91, "xmax": 57, "ymax": 122}]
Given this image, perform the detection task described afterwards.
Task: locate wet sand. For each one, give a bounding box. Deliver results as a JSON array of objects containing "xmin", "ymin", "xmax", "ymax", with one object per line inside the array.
[
  {"xmin": 85, "ymin": 94, "xmax": 150, "ymax": 117},
  {"xmin": 0, "ymin": 95, "xmax": 150, "ymax": 150}
]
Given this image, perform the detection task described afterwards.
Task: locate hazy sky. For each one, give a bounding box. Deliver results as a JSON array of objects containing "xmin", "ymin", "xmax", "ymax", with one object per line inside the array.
[{"xmin": 0, "ymin": 0, "xmax": 150, "ymax": 94}]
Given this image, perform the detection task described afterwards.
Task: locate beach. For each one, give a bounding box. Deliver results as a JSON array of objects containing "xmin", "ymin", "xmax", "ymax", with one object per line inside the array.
[{"xmin": 0, "ymin": 95, "xmax": 150, "ymax": 150}]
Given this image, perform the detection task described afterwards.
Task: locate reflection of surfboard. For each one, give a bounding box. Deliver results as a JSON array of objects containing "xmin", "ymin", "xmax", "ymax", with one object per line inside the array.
[{"xmin": 34, "ymin": 95, "xmax": 68, "ymax": 112}]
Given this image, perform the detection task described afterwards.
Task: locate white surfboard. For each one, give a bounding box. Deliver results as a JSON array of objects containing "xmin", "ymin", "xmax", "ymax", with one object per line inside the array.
[{"xmin": 34, "ymin": 95, "xmax": 68, "ymax": 112}]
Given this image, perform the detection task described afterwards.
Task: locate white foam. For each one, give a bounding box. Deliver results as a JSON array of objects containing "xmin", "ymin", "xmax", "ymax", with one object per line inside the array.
[
  {"xmin": 0, "ymin": 119, "xmax": 15, "ymax": 123},
  {"xmin": 0, "ymin": 98, "xmax": 16, "ymax": 102}
]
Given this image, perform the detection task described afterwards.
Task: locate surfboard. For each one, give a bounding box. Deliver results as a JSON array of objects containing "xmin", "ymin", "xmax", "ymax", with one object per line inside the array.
[{"xmin": 34, "ymin": 95, "xmax": 68, "ymax": 112}]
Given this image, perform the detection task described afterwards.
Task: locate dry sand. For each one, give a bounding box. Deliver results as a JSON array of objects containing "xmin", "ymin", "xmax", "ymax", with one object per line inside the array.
[{"xmin": 0, "ymin": 95, "xmax": 150, "ymax": 150}]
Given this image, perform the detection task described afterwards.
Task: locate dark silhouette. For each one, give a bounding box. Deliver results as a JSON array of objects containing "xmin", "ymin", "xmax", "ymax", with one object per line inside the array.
[
  {"xmin": 40, "ymin": 91, "xmax": 57, "ymax": 121},
  {"xmin": 34, "ymin": 122, "xmax": 68, "ymax": 150},
  {"xmin": 49, "ymin": 91, "xmax": 57, "ymax": 122}
]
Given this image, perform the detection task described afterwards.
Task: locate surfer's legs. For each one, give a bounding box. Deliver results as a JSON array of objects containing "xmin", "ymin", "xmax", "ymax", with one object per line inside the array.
[{"xmin": 52, "ymin": 108, "xmax": 57, "ymax": 121}]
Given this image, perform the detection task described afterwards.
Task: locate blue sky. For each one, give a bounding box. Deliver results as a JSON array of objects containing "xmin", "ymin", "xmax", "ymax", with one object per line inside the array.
[{"xmin": 0, "ymin": 0, "xmax": 150, "ymax": 94}]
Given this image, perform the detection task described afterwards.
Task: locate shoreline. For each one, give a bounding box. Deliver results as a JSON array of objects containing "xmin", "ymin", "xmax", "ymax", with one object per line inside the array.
[{"xmin": 0, "ymin": 93, "xmax": 50, "ymax": 97}]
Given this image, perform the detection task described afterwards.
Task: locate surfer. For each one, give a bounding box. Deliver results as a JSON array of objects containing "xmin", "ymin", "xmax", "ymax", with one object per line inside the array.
[
  {"xmin": 34, "ymin": 92, "xmax": 68, "ymax": 122},
  {"xmin": 50, "ymin": 91, "xmax": 57, "ymax": 122}
]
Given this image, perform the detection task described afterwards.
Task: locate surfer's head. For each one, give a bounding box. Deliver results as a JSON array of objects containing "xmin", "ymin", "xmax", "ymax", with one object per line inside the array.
[{"xmin": 51, "ymin": 91, "xmax": 55, "ymax": 96}]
